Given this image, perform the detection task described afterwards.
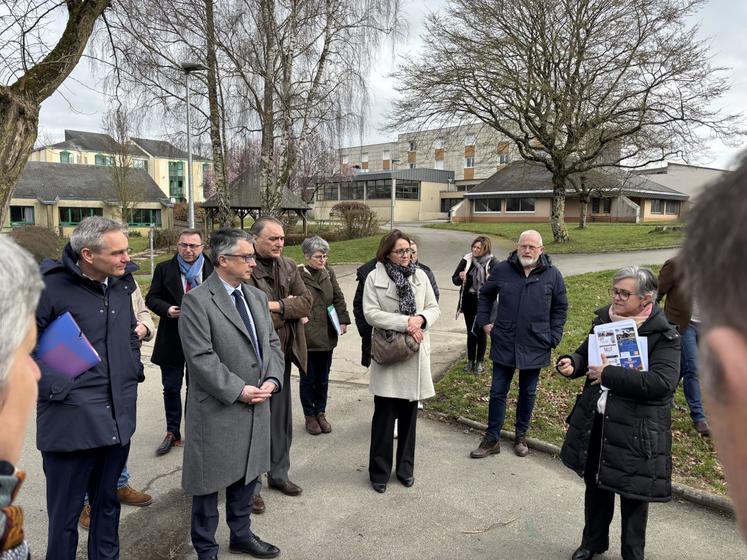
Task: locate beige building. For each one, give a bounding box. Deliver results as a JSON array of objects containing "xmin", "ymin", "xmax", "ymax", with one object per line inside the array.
[
  {"xmin": 313, "ymin": 169, "xmax": 456, "ymax": 223},
  {"xmin": 635, "ymin": 163, "xmax": 726, "ymax": 208},
  {"xmin": 455, "ymin": 161, "xmax": 688, "ymax": 224},
  {"xmin": 30, "ymin": 130, "xmax": 211, "ymax": 203},
  {"xmin": 3, "ymin": 162, "xmax": 174, "ymax": 236}
]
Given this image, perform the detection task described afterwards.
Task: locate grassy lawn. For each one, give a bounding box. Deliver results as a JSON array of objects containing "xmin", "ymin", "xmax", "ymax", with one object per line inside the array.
[
  {"xmin": 428, "ymin": 266, "xmax": 726, "ymax": 495},
  {"xmin": 426, "ymin": 222, "xmax": 683, "ymax": 254}
]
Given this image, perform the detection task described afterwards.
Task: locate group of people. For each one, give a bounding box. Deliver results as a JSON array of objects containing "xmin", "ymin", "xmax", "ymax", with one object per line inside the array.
[{"xmin": 3, "ymin": 160, "xmax": 747, "ymax": 559}]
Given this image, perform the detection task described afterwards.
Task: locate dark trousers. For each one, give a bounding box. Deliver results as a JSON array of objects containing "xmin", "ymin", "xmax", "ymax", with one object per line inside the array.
[
  {"xmin": 486, "ymin": 363, "xmax": 540, "ymax": 439},
  {"xmin": 42, "ymin": 442, "xmax": 130, "ymax": 560},
  {"xmin": 462, "ymin": 294, "xmax": 486, "ymax": 363},
  {"xmin": 369, "ymin": 396, "xmax": 418, "ymax": 484},
  {"xmin": 582, "ymin": 413, "xmax": 649, "ymax": 560},
  {"xmin": 161, "ymin": 364, "xmax": 187, "ymax": 439},
  {"xmin": 299, "ymin": 350, "xmax": 333, "ymax": 417},
  {"xmin": 191, "ymin": 477, "xmax": 257, "ymax": 559}
]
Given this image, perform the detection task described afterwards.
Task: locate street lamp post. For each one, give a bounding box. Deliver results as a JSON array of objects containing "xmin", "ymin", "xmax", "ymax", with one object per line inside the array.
[
  {"xmin": 180, "ymin": 62, "xmax": 207, "ymax": 229},
  {"xmin": 390, "ymin": 158, "xmax": 401, "ymax": 231}
]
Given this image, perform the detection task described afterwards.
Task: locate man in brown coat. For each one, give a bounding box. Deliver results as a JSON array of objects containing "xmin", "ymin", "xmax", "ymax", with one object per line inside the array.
[
  {"xmin": 248, "ymin": 216, "xmax": 312, "ymax": 512},
  {"xmin": 657, "ymin": 255, "xmax": 710, "ymax": 436}
]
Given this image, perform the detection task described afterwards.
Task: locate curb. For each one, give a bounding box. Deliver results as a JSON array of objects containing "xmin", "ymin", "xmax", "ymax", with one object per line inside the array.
[{"xmin": 454, "ymin": 416, "xmax": 734, "ymax": 517}]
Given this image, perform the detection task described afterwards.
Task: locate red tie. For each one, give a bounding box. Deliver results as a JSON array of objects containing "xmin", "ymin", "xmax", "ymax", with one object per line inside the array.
[{"xmin": 185, "ymin": 280, "xmax": 191, "ymax": 293}]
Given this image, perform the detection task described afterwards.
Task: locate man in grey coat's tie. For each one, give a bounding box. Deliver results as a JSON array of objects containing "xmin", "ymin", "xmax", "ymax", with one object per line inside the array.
[{"xmin": 178, "ymin": 228, "xmax": 284, "ymax": 560}]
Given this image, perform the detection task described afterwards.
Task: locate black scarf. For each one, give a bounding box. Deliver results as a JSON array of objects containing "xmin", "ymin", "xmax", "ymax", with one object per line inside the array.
[{"xmin": 383, "ymin": 260, "xmax": 417, "ymax": 315}]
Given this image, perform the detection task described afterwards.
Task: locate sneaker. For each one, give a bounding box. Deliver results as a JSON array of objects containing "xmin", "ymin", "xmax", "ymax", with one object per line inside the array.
[
  {"xmin": 79, "ymin": 504, "xmax": 91, "ymax": 530},
  {"xmin": 117, "ymin": 484, "xmax": 153, "ymax": 506},
  {"xmin": 470, "ymin": 435, "xmax": 500, "ymax": 458},
  {"xmin": 305, "ymin": 415, "xmax": 322, "ymax": 435},
  {"xmin": 694, "ymin": 420, "xmax": 711, "ymax": 437},
  {"xmin": 317, "ymin": 413, "xmax": 332, "ymax": 434},
  {"xmin": 464, "ymin": 360, "xmax": 475, "ymax": 372},
  {"xmin": 514, "ymin": 435, "xmax": 529, "ymax": 457},
  {"xmin": 474, "ymin": 362, "xmax": 485, "ymax": 374}
]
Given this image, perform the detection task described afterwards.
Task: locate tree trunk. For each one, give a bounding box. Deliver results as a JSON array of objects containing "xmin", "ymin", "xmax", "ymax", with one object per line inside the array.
[
  {"xmin": 259, "ymin": 0, "xmax": 282, "ymax": 217},
  {"xmin": 204, "ymin": 0, "xmax": 232, "ymax": 228},
  {"xmin": 550, "ymin": 174, "xmax": 569, "ymax": 242},
  {"xmin": 579, "ymin": 197, "xmax": 588, "ymax": 229}
]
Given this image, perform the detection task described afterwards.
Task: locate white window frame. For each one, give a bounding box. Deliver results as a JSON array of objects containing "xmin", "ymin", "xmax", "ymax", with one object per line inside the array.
[{"xmin": 464, "ymin": 156, "xmax": 475, "ymax": 168}]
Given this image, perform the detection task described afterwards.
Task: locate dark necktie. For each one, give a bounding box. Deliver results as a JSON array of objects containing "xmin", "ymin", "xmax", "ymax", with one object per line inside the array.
[{"xmin": 232, "ymin": 289, "xmax": 263, "ymax": 366}]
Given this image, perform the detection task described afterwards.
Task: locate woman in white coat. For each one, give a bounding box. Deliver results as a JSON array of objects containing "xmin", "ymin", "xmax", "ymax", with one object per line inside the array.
[{"xmin": 363, "ymin": 230, "xmax": 440, "ymax": 493}]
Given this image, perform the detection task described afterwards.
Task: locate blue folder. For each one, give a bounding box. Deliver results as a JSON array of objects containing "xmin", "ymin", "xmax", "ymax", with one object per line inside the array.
[{"xmin": 37, "ymin": 312, "xmax": 101, "ymax": 379}]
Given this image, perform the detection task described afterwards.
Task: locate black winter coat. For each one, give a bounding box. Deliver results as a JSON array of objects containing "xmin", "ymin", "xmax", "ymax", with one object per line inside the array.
[
  {"xmin": 559, "ymin": 304, "xmax": 680, "ymax": 502},
  {"xmin": 146, "ymin": 255, "xmax": 214, "ymax": 367},
  {"xmin": 476, "ymin": 252, "xmax": 568, "ymax": 369},
  {"xmin": 353, "ymin": 258, "xmax": 378, "ymax": 368},
  {"xmin": 35, "ymin": 244, "xmax": 143, "ymax": 452}
]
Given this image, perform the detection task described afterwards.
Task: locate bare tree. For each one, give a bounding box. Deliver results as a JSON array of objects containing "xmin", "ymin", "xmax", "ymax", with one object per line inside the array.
[
  {"xmin": 390, "ymin": 0, "xmax": 742, "ymax": 242},
  {"xmin": 0, "ymin": 0, "xmax": 110, "ymax": 226}
]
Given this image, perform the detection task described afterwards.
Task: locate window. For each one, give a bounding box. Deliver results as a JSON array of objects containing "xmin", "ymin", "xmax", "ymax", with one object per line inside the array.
[
  {"xmin": 474, "ymin": 198, "xmax": 502, "ymax": 212},
  {"xmin": 366, "ymin": 179, "xmax": 391, "ymax": 200},
  {"xmin": 497, "ymin": 153, "xmax": 510, "ymax": 165},
  {"xmin": 317, "ymin": 184, "xmax": 339, "ymax": 201},
  {"xmin": 434, "ymin": 159, "xmax": 444, "ymax": 170},
  {"xmin": 60, "ymin": 151, "xmax": 73, "ymax": 164},
  {"xmin": 408, "ymin": 140, "xmax": 417, "ymax": 151},
  {"xmin": 94, "ymin": 154, "xmax": 114, "ymax": 166},
  {"xmin": 10, "ymin": 206, "xmax": 34, "ymax": 225},
  {"xmin": 464, "ymin": 156, "xmax": 475, "ymax": 168},
  {"xmin": 506, "ymin": 197, "xmax": 536, "ymax": 212},
  {"xmin": 59, "ymin": 207, "xmax": 103, "ymax": 225},
  {"xmin": 168, "ymin": 161, "xmax": 185, "ymax": 200},
  {"xmin": 434, "ymin": 138, "xmax": 444, "ymax": 149},
  {"xmin": 128, "ymin": 208, "xmax": 162, "ymax": 226},
  {"xmin": 666, "ymin": 200, "xmax": 680, "ymax": 214},
  {"xmin": 133, "ymin": 159, "xmax": 148, "ymax": 170},
  {"xmin": 650, "ymin": 199, "xmax": 664, "ymax": 214},
  {"xmin": 361, "ymin": 153, "xmax": 368, "ymax": 163},
  {"xmin": 591, "ymin": 198, "xmax": 612, "ymax": 214},
  {"xmin": 465, "ymin": 135, "xmax": 476, "ymax": 146},
  {"xmin": 441, "ymin": 198, "xmax": 461, "ymax": 213},
  {"xmin": 342, "ymin": 156, "xmax": 349, "ymax": 165},
  {"xmin": 396, "ymin": 180, "xmax": 420, "ymax": 200},
  {"xmin": 340, "ymin": 182, "xmax": 365, "ymax": 200},
  {"xmin": 409, "ymin": 163, "xmax": 417, "ymax": 169}
]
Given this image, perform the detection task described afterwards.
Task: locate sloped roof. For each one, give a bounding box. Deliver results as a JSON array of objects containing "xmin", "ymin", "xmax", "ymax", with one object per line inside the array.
[
  {"xmin": 201, "ymin": 171, "xmax": 310, "ymax": 211},
  {"xmin": 467, "ymin": 161, "xmax": 688, "ymax": 201},
  {"xmin": 130, "ymin": 137, "xmax": 209, "ymax": 162},
  {"xmin": 50, "ymin": 130, "xmax": 148, "ymax": 158},
  {"xmin": 14, "ymin": 162, "xmax": 169, "ymax": 204}
]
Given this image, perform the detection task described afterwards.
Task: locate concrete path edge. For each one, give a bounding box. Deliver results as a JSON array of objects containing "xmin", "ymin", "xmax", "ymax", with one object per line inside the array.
[{"xmin": 454, "ymin": 416, "xmax": 735, "ymax": 517}]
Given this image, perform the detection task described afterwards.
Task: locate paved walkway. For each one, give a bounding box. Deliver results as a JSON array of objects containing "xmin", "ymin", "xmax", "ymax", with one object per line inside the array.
[{"xmin": 17, "ymin": 226, "xmax": 743, "ymax": 559}]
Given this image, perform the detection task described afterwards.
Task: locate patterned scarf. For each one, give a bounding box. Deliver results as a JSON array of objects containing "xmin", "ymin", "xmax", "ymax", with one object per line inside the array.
[
  {"xmin": 469, "ymin": 253, "xmax": 493, "ymax": 294},
  {"xmin": 383, "ymin": 260, "xmax": 417, "ymax": 315}
]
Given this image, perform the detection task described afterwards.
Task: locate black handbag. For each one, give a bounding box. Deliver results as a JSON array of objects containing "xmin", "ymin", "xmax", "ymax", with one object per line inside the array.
[{"xmin": 371, "ymin": 328, "xmax": 420, "ymax": 365}]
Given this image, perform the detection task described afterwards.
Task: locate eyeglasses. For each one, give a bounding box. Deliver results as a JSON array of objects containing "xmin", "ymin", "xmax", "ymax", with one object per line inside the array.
[
  {"xmin": 310, "ymin": 254, "xmax": 328, "ymax": 261},
  {"xmin": 519, "ymin": 244, "xmax": 541, "ymax": 251},
  {"xmin": 223, "ymin": 253, "xmax": 257, "ymax": 263},
  {"xmin": 178, "ymin": 242, "xmax": 203, "ymax": 250},
  {"xmin": 391, "ymin": 248, "xmax": 412, "ymax": 256},
  {"xmin": 609, "ymin": 287, "xmax": 636, "ymax": 301}
]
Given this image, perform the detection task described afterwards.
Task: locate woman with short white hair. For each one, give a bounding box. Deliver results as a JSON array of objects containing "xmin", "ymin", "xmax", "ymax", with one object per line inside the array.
[{"xmin": 0, "ymin": 237, "xmax": 45, "ymax": 559}]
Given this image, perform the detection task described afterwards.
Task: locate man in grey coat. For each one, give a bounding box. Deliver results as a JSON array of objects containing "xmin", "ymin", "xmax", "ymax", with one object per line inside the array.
[{"xmin": 179, "ymin": 229, "xmax": 284, "ymax": 560}]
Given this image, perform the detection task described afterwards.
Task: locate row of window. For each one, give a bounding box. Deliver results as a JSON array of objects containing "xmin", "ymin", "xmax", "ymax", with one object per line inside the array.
[
  {"xmin": 350, "ymin": 153, "xmax": 511, "ymax": 169},
  {"xmin": 10, "ymin": 206, "xmax": 161, "ymax": 227},
  {"xmin": 317, "ymin": 180, "xmax": 421, "ymax": 201},
  {"xmin": 473, "ymin": 198, "xmax": 536, "ymax": 213},
  {"xmin": 650, "ymin": 199, "xmax": 680, "ymax": 215}
]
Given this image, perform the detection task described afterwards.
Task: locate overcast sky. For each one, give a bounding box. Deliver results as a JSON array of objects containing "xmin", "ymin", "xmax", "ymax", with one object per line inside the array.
[{"xmin": 37, "ymin": 0, "xmax": 747, "ymax": 169}]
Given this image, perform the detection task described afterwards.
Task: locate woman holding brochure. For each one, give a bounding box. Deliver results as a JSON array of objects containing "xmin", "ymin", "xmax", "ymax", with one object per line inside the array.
[
  {"xmin": 556, "ymin": 266, "xmax": 680, "ymax": 560},
  {"xmin": 298, "ymin": 236, "xmax": 350, "ymax": 435}
]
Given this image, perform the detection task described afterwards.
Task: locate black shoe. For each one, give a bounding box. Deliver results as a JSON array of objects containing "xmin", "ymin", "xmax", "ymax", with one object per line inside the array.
[
  {"xmin": 371, "ymin": 482, "xmax": 387, "ymax": 493},
  {"xmin": 571, "ymin": 547, "xmax": 595, "ymax": 560},
  {"xmin": 397, "ymin": 476, "xmax": 414, "ymax": 487},
  {"xmin": 229, "ymin": 534, "xmax": 280, "ymax": 558},
  {"xmin": 156, "ymin": 432, "xmax": 177, "ymax": 456}
]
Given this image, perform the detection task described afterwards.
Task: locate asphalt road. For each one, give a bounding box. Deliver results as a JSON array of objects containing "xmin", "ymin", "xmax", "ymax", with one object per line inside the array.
[{"xmin": 16, "ymin": 225, "xmax": 743, "ymax": 559}]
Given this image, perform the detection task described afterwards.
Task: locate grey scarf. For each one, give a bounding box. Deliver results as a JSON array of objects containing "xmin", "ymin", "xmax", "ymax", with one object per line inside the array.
[{"xmin": 470, "ymin": 253, "xmax": 493, "ymax": 294}]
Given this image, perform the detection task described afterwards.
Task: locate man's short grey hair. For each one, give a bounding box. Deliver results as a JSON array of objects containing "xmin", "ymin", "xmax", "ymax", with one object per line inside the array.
[
  {"xmin": 519, "ymin": 230, "xmax": 543, "ymax": 246},
  {"xmin": 70, "ymin": 216, "xmax": 127, "ymax": 254},
  {"xmin": 613, "ymin": 266, "xmax": 658, "ymax": 300},
  {"xmin": 683, "ymin": 158, "xmax": 747, "ymax": 399},
  {"xmin": 249, "ymin": 216, "xmax": 284, "ymax": 237},
  {"xmin": 301, "ymin": 236, "xmax": 329, "ymax": 257},
  {"xmin": 0, "ymin": 237, "xmax": 44, "ymax": 394},
  {"xmin": 209, "ymin": 228, "xmax": 253, "ymax": 262}
]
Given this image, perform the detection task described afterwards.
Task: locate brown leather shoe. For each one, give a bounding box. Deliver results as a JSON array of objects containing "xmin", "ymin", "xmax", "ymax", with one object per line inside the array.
[
  {"xmin": 470, "ymin": 436, "xmax": 500, "ymax": 458},
  {"xmin": 117, "ymin": 484, "xmax": 153, "ymax": 506},
  {"xmin": 268, "ymin": 479, "xmax": 303, "ymax": 496},
  {"xmin": 252, "ymin": 494, "xmax": 266, "ymax": 514},
  {"xmin": 305, "ymin": 415, "xmax": 322, "ymax": 435},
  {"xmin": 156, "ymin": 432, "xmax": 177, "ymax": 455},
  {"xmin": 317, "ymin": 413, "xmax": 332, "ymax": 434},
  {"xmin": 514, "ymin": 435, "xmax": 529, "ymax": 457},
  {"xmin": 695, "ymin": 420, "xmax": 711, "ymax": 437},
  {"xmin": 79, "ymin": 504, "xmax": 91, "ymax": 530}
]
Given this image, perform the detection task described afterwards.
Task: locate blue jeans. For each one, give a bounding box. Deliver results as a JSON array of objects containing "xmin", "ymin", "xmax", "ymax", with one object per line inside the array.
[
  {"xmin": 680, "ymin": 323, "xmax": 706, "ymax": 423},
  {"xmin": 486, "ymin": 363, "xmax": 540, "ymax": 440}
]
